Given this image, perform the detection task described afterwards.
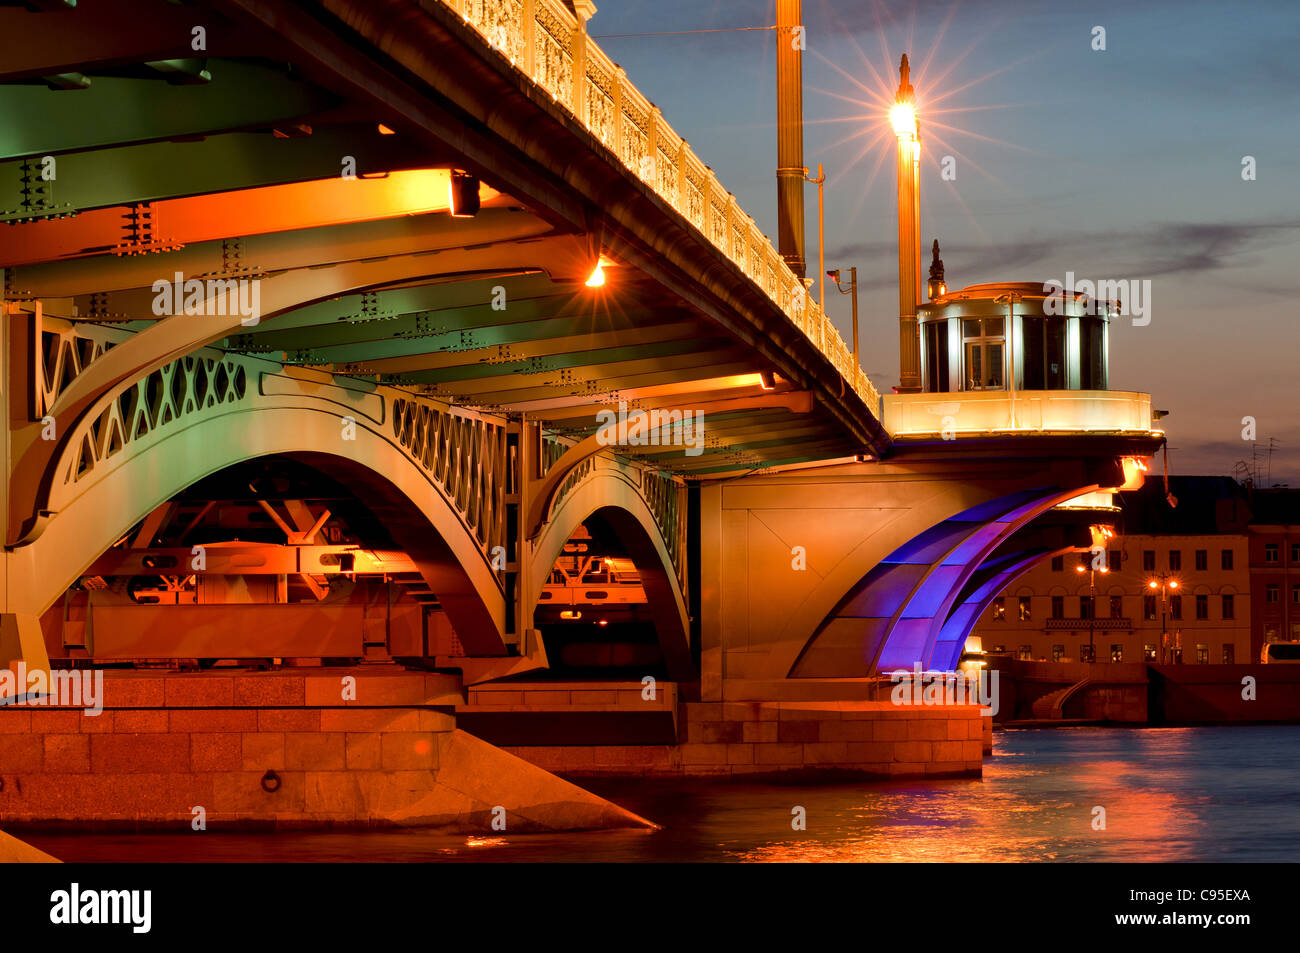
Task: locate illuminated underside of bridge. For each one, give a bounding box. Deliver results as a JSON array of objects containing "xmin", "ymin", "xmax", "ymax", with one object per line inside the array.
[{"xmin": 0, "ymin": 0, "xmax": 1163, "ymax": 820}]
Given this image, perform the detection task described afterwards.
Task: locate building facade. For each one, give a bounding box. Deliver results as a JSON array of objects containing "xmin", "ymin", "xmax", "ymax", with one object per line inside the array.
[
  {"xmin": 1246, "ymin": 489, "xmax": 1300, "ymax": 659},
  {"xmin": 973, "ymin": 477, "xmax": 1256, "ymax": 664}
]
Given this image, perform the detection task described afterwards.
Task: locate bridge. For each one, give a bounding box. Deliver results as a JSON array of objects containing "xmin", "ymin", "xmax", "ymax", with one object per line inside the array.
[{"xmin": 0, "ymin": 0, "xmax": 1162, "ymax": 828}]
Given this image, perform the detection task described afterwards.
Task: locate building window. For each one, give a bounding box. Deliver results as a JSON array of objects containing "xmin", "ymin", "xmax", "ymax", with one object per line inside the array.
[
  {"xmin": 1196, "ymin": 643, "xmax": 1209, "ymax": 664},
  {"xmin": 1221, "ymin": 549, "xmax": 1234, "ymax": 570},
  {"xmin": 1018, "ymin": 596, "xmax": 1032, "ymax": 622},
  {"xmin": 1143, "ymin": 550, "xmax": 1155, "ymax": 571},
  {"xmin": 1080, "ymin": 644, "xmax": 1096, "ymax": 663},
  {"xmin": 1222, "ymin": 593, "xmax": 1235, "ymax": 619},
  {"xmin": 1110, "ymin": 644, "xmax": 1124, "ymax": 662},
  {"xmin": 1169, "ymin": 595, "xmax": 1182, "ymax": 620},
  {"xmin": 1266, "ymin": 543, "xmax": 1279, "ymax": 564},
  {"xmin": 1144, "ymin": 595, "xmax": 1157, "ymax": 620},
  {"xmin": 1292, "ymin": 585, "xmax": 1300, "ymax": 605},
  {"xmin": 1052, "ymin": 644, "xmax": 1066, "ymax": 662},
  {"xmin": 1110, "ymin": 595, "xmax": 1123, "ymax": 618},
  {"xmin": 1143, "ymin": 643, "xmax": 1157, "ymax": 661},
  {"xmin": 1051, "ymin": 556, "xmax": 1064, "ymax": 572},
  {"xmin": 1292, "ymin": 543, "xmax": 1300, "ymax": 565},
  {"xmin": 1222, "ymin": 644, "xmax": 1235, "ymax": 664},
  {"xmin": 1018, "ymin": 645, "xmax": 1033, "ymax": 660},
  {"xmin": 1195, "ymin": 594, "xmax": 1208, "ymax": 620},
  {"xmin": 1108, "ymin": 549, "xmax": 1121, "ymax": 571},
  {"xmin": 1080, "ymin": 596, "xmax": 1094, "ymax": 619},
  {"xmin": 1169, "ymin": 550, "xmax": 1181, "ymax": 571},
  {"xmin": 991, "ymin": 598, "xmax": 1006, "ymax": 621},
  {"xmin": 1265, "ymin": 624, "xmax": 1280, "ymax": 643},
  {"xmin": 1195, "ymin": 549, "xmax": 1207, "ymax": 571},
  {"xmin": 1267, "ymin": 584, "xmax": 1280, "ymax": 604},
  {"xmin": 1051, "ymin": 596, "xmax": 1064, "ymax": 619}
]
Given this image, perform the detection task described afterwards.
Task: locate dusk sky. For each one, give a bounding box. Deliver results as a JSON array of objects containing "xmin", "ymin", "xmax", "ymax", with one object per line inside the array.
[{"xmin": 589, "ymin": 0, "xmax": 1300, "ymax": 485}]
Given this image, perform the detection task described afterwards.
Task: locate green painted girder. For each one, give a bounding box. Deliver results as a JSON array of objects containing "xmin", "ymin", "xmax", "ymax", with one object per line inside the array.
[
  {"xmin": 671, "ymin": 440, "xmax": 857, "ymax": 474},
  {"xmin": 290, "ymin": 316, "xmax": 701, "ymax": 370},
  {"xmin": 0, "ymin": 128, "xmax": 436, "ymax": 220},
  {"xmin": 384, "ymin": 337, "xmax": 739, "ymax": 387},
  {"xmin": 631, "ymin": 423, "xmax": 840, "ymax": 460},
  {"xmin": 0, "ymin": 60, "xmax": 340, "ymax": 160},
  {"xmin": 223, "ymin": 274, "xmax": 569, "ymax": 345},
  {"xmin": 422, "ymin": 355, "xmax": 759, "ymax": 408},
  {"xmin": 228, "ymin": 287, "xmax": 642, "ymax": 355},
  {"xmin": 552, "ymin": 408, "xmax": 817, "ymax": 444},
  {"xmin": 547, "ymin": 405, "xmax": 803, "ymax": 435}
]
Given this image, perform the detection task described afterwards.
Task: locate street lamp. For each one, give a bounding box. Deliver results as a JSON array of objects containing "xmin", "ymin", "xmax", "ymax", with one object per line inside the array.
[
  {"xmin": 1147, "ymin": 572, "xmax": 1181, "ymax": 663},
  {"xmin": 585, "ymin": 256, "xmax": 612, "ymax": 288},
  {"xmin": 1076, "ymin": 563, "xmax": 1109, "ymax": 663},
  {"xmin": 827, "ymin": 266, "xmax": 859, "ymax": 367},
  {"xmin": 893, "ymin": 53, "xmax": 922, "ymax": 393}
]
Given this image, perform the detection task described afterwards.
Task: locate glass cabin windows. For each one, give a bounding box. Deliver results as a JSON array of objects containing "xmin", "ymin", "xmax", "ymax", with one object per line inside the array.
[
  {"xmin": 962, "ymin": 318, "xmax": 1004, "ymax": 390},
  {"xmin": 1080, "ymin": 315, "xmax": 1107, "ymax": 389},
  {"xmin": 923, "ymin": 320, "xmax": 950, "ymax": 393},
  {"xmin": 1020, "ymin": 316, "xmax": 1066, "ymax": 390}
]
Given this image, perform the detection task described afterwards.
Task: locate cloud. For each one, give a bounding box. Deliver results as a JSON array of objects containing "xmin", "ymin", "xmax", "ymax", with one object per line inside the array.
[{"xmin": 828, "ymin": 218, "xmax": 1300, "ymax": 291}]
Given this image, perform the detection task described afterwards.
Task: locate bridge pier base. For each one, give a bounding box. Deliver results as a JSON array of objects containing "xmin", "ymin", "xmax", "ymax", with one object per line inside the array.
[
  {"xmin": 0, "ymin": 667, "xmax": 651, "ymax": 832},
  {"xmin": 458, "ymin": 685, "xmax": 990, "ymax": 779}
]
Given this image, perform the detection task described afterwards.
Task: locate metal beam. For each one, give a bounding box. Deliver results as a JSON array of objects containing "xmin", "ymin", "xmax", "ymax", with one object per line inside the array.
[
  {"xmin": 0, "ymin": 60, "xmax": 340, "ymax": 160},
  {"xmin": 0, "ymin": 128, "xmax": 439, "ymax": 223},
  {"xmin": 10, "ymin": 210, "xmax": 577, "ymax": 300},
  {"xmin": 0, "ymin": 169, "xmax": 508, "ymax": 268}
]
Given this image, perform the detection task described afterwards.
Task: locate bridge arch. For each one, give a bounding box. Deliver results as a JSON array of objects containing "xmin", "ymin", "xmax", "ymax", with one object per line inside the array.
[
  {"xmin": 8, "ymin": 395, "xmax": 508, "ymax": 654},
  {"xmin": 530, "ymin": 457, "xmax": 693, "ymax": 681},
  {"xmin": 787, "ymin": 486, "xmax": 1100, "ymax": 677}
]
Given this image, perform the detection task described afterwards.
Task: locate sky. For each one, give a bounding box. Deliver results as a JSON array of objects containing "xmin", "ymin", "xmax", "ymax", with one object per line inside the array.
[{"xmin": 586, "ymin": 0, "xmax": 1300, "ymax": 485}]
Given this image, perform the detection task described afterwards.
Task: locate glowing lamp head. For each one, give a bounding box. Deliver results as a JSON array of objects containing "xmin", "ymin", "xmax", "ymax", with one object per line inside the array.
[
  {"xmin": 890, "ymin": 101, "xmax": 917, "ymax": 139},
  {"xmin": 585, "ymin": 256, "xmax": 612, "ymax": 288},
  {"xmin": 1148, "ymin": 580, "xmax": 1159, "ymax": 589},
  {"xmin": 1169, "ymin": 580, "xmax": 1179, "ymax": 590}
]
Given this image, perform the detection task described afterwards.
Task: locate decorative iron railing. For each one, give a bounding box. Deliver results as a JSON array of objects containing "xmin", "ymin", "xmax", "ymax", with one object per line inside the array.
[
  {"xmin": 43, "ymin": 325, "xmax": 510, "ymax": 576},
  {"xmin": 446, "ymin": 0, "xmax": 880, "ymax": 414}
]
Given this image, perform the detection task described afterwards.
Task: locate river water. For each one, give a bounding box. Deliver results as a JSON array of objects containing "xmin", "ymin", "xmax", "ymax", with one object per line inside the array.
[{"xmin": 22, "ymin": 725, "xmax": 1300, "ymax": 862}]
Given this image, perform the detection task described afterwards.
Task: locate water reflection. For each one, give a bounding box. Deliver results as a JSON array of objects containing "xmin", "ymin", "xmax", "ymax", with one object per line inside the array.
[{"xmin": 22, "ymin": 725, "xmax": 1300, "ymax": 863}]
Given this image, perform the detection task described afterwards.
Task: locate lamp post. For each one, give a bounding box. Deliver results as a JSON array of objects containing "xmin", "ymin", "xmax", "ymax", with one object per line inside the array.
[
  {"xmin": 1076, "ymin": 563, "xmax": 1109, "ymax": 663},
  {"xmin": 1148, "ymin": 572, "xmax": 1180, "ymax": 663},
  {"xmin": 827, "ymin": 266, "xmax": 859, "ymax": 367},
  {"xmin": 892, "ymin": 54, "xmax": 922, "ymax": 393},
  {"xmin": 806, "ymin": 164, "xmax": 826, "ymax": 308}
]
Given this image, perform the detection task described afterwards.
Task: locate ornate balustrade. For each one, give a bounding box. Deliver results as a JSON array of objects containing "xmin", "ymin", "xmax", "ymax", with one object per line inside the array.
[
  {"xmin": 39, "ymin": 325, "xmax": 681, "ymax": 590},
  {"xmin": 41, "ymin": 325, "xmax": 510, "ymax": 578},
  {"xmin": 448, "ymin": 0, "xmax": 880, "ymax": 414},
  {"xmin": 541, "ymin": 432, "xmax": 686, "ymax": 585}
]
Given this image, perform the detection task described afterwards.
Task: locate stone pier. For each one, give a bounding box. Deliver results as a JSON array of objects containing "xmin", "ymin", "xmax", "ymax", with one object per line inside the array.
[{"xmin": 0, "ymin": 668, "xmax": 651, "ymax": 832}]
